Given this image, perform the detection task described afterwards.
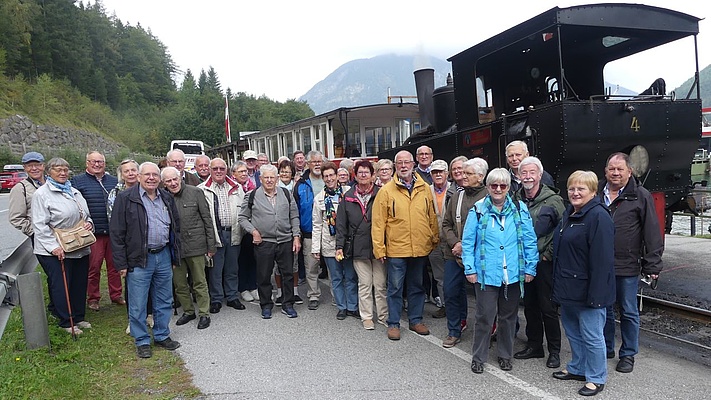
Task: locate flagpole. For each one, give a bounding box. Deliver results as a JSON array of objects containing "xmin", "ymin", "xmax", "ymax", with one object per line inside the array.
[{"xmin": 225, "ymin": 95, "xmax": 231, "ymax": 143}]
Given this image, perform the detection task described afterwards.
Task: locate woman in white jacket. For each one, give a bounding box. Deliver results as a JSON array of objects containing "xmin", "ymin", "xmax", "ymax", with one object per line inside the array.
[{"xmin": 312, "ymin": 161, "xmax": 357, "ymax": 320}]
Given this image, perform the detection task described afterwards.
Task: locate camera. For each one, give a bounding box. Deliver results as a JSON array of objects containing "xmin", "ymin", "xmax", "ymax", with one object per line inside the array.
[{"xmin": 640, "ymin": 274, "xmax": 658, "ymax": 290}]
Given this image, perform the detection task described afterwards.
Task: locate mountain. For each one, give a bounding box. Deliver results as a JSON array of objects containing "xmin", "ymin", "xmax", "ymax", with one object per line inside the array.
[
  {"xmin": 674, "ymin": 63, "xmax": 711, "ymax": 107},
  {"xmin": 300, "ymin": 54, "xmax": 452, "ymax": 115}
]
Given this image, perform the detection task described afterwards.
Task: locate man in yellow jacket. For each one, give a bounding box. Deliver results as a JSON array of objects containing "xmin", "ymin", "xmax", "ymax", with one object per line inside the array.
[{"xmin": 372, "ymin": 150, "xmax": 439, "ymax": 341}]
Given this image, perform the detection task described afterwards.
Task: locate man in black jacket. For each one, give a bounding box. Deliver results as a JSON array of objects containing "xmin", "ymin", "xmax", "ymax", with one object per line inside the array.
[
  {"xmin": 599, "ymin": 152, "xmax": 663, "ymax": 374},
  {"xmin": 111, "ymin": 162, "xmax": 182, "ymax": 359},
  {"xmin": 162, "ymin": 167, "xmax": 215, "ymax": 330}
]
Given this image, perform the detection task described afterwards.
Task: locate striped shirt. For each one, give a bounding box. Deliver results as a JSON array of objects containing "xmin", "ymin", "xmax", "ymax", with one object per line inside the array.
[{"xmin": 213, "ymin": 181, "xmax": 232, "ymax": 227}]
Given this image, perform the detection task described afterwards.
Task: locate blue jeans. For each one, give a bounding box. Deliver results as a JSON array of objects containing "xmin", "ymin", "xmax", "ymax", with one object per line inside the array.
[
  {"xmin": 126, "ymin": 247, "xmax": 173, "ymax": 346},
  {"xmin": 210, "ymin": 230, "xmax": 241, "ymax": 304},
  {"xmin": 604, "ymin": 275, "xmax": 639, "ymax": 358},
  {"xmin": 443, "ymin": 260, "xmax": 467, "ymax": 337},
  {"xmin": 325, "ymin": 257, "xmax": 358, "ymax": 311},
  {"xmin": 386, "ymin": 257, "xmax": 426, "ymax": 327},
  {"xmin": 561, "ymin": 304, "xmax": 607, "ymax": 384}
]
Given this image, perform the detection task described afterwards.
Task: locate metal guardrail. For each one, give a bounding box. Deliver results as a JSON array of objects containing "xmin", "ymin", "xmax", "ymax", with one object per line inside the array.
[{"xmin": 0, "ymin": 237, "xmax": 50, "ymax": 348}]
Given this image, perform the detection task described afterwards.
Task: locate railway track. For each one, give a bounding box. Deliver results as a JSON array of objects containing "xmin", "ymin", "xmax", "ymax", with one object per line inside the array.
[{"xmin": 636, "ymin": 293, "xmax": 711, "ymax": 351}]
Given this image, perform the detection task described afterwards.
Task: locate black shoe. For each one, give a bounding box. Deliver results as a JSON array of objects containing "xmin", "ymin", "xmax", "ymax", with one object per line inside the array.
[
  {"xmin": 226, "ymin": 299, "xmax": 246, "ymax": 310},
  {"xmin": 293, "ymin": 295, "xmax": 304, "ymax": 304},
  {"xmin": 308, "ymin": 300, "xmax": 319, "ymax": 310},
  {"xmin": 209, "ymin": 303, "xmax": 221, "ymax": 314},
  {"xmin": 498, "ymin": 357, "xmax": 512, "ymax": 371},
  {"xmin": 578, "ymin": 383, "xmax": 604, "ymax": 396},
  {"xmin": 552, "ymin": 370, "xmax": 586, "ymax": 381},
  {"xmin": 471, "ymin": 360, "xmax": 484, "ymax": 374},
  {"xmin": 514, "ymin": 347, "xmax": 545, "ymax": 359},
  {"xmin": 175, "ymin": 313, "xmax": 196, "ymax": 326},
  {"xmin": 275, "ymin": 296, "xmax": 283, "ymax": 306},
  {"xmin": 336, "ymin": 309, "xmax": 347, "ymax": 320},
  {"xmin": 616, "ymin": 356, "xmax": 634, "ymax": 373},
  {"xmin": 136, "ymin": 345, "xmax": 152, "ymax": 358},
  {"xmin": 346, "ymin": 309, "xmax": 361, "ymax": 319},
  {"xmin": 606, "ymin": 350, "xmax": 615, "ymax": 359},
  {"xmin": 197, "ymin": 316, "xmax": 211, "ymax": 329},
  {"xmin": 154, "ymin": 337, "xmax": 181, "ymax": 351},
  {"xmin": 546, "ymin": 353, "xmax": 561, "ymax": 368}
]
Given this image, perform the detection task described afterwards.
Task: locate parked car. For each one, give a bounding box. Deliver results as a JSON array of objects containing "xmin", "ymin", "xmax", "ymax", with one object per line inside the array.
[{"xmin": 0, "ymin": 171, "xmax": 28, "ymax": 192}]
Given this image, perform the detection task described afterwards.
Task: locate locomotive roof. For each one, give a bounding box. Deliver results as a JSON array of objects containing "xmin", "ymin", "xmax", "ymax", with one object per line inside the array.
[{"xmin": 449, "ymin": 3, "xmax": 701, "ymax": 65}]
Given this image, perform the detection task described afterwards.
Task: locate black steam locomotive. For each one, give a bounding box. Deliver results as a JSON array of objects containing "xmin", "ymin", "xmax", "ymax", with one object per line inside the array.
[{"xmin": 379, "ymin": 4, "xmax": 702, "ymax": 230}]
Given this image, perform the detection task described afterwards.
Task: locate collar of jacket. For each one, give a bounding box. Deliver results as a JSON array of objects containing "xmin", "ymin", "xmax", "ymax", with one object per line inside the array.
[
  {"xmin": 567, "ymin": 195, "xmax": 606, "ymax": 218},
  {"xmin": 598, "ymin": 177, "xmax": 639, "ymax": 203},
  {"xmin": 203, "ymin": 175, "xmax": 240, "ymax": 195},
  {"xmin": 394, "ymin": 174, "xmax": 426, "ymax": 191}
]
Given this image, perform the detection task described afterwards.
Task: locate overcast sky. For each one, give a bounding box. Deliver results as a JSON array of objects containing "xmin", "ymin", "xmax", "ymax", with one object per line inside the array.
[{"xmin": 97, "ymin": 0, "xmax": 709, "ymax": 102}]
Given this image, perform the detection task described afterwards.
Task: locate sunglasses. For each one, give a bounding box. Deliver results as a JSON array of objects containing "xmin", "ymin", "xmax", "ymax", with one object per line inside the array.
[{"xmin": 489, "ymin": 183, "xmax": 508, "ymax": 190}]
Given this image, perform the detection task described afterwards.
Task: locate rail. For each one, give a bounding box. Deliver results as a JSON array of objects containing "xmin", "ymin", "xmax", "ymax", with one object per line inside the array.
[{"xmin": 637, "ymin": 293, "xmax": 711, "ymax": 351}]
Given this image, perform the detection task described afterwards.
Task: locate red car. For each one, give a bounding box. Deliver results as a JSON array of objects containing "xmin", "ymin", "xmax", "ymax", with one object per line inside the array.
[{"xmin": 0, "ymin": 171, "xmax": 28, "ymax": 192}]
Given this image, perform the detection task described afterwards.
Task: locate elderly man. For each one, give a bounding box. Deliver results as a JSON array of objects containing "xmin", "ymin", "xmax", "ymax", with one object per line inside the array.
[
  {"xmin": 166, "ymin": 149, "xmax": 201, "ymax": 186},
  {"xmin": 110, "ymin": 162, "xmax": 181, "ymax": 358},
  {"xmin": 601, "ymin": 152, "xmax": 663, "ymax": 373},
  {"xmin": 239, "ymin": 164, "xmax": 301, "ymax": 319},
  {"xmin": 72, "ymin": 151, "xmax": 121, "ymax": 311},
  {"xmin": 415, "ymin": 145, "xmax": 434, "ymax": 184},
  {"xmin": 194, "ymin": 155, "xmax": 211, "ymax": 182},
  {"xmin": 9, "ymin": 152, "xmax": 47, "ymax": 240},
  {"xmin": 243, "ymin": 150, "xmax": 261, "ymax": 189},
  {"xmin": 294, "ymin": 150, "xmax": 325, "ymax": 310},
  {"xmin": 372, "ymin": 150, "xmax": 439, "ymax": 340},
  {"xmin": 428, "ymin": 159, "xmax": 450, "ymax": 318},
  {"xmin": 257, "ymin": 153, "xmax": 270, "ymax": 167},
  {"xmin": 505, "ymin": 141, "xmax": 554, "ymax": 192},
  {"xmin": 292, "ymin": 150, "xmax": 307, "ymax": 181},
  {"xmin": 198, "ymin": 157, "xmax": 246, "ymax": 314},
  {"xmin": 513, "ymin": 156, "xmax": 566, "ymax": 368},
  {"xmin": 162, "ymin": 167, "xmax": 216, "ymax": 329}
]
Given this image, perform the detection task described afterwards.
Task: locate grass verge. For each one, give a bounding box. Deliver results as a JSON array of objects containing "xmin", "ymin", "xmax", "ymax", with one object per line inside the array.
[{"xmin": 0, "ymin": 267, "xmax": 201, "ymax": 400}]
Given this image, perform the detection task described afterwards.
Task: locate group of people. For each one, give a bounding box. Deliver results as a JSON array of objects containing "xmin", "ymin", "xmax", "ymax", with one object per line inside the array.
[{"xmin": 7, "ymin": 141, "xmax": 663, "ymax": 397}]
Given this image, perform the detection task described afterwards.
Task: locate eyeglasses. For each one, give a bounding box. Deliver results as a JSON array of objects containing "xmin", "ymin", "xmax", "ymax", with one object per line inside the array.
[
  {"xmin": 87, "ymin": 160, "xmax": 105, "ymax": 165},
  {"xmin": 395, "ymin": 161, "xmax": 413, "ymax": 166},
  {"xmin": 489, "ymin": 183, "xmax": 508, "ymax": 190},
  {"xmin": 51, "ymin": 167, "xmax": 69, "ymax": 174},
  {"xmin": 211, "ymin": 167, "xmax": 226, "ymax": 171},
  {"xmin": 379, "ymin": 167, "xmax": 392, "ymax": 172},
  {"xmin": 417, "ymin": 152, "xmax": 432, "ymax": 156},
  {"xmin": 357, "ymin": 171, "xmax": 371, "ymax": 176},
  {"xmin": 168, "ymin": 160, "xmax": 185, "ymax": 165},
  {"xmin": 309, "ymin": 160, "xmax": 322, "ymax": 164},
  {"xmin": 567, "ymin": 187, "xmax": 590, "ymax": 194},
  {"xmin": 431, "ymin": 170, "xmax": 446, "ymax": 175}
]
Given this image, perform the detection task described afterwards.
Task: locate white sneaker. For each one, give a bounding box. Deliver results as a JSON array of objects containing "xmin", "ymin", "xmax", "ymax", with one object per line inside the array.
[
  {"xmin": 125, "ymin": 323, "xmax": 131, "ymax": 335},
  {"xmin": 250, "ymin": 289, "xmax": 260, "ymax": 301},
  {"xmin": 434, "ymin": 296, "xmax": 443, "ymax": 308},
  {"xmin": 76, "ymin": 321, "xmax": 92, "ymax": 329},
  {"xmin": 241, "ymin": 290, "xmax": 254, "ymax": 302},
  {"xmin": 63, "ymin": 326, "xmax": 83, "ymax": 335},
  {"xmin": 146, "ymin": 314, "xmax": 154, "ymax": 328}
]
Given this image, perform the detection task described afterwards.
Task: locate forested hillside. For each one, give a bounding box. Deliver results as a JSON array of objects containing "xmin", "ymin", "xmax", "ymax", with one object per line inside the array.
[{"xmin": 0, "ymin": 0, "xmax": 313, "ymax": 157}]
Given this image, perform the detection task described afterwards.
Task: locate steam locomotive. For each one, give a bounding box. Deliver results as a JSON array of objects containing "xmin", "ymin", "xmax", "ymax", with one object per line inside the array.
[{"xmin": 379, "ymin": 4, "xmax": 703, "ymax": 233}]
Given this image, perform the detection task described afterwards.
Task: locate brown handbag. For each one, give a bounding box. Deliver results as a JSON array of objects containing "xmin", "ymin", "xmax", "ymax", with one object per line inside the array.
[{"xmin": 53, "ymin": 219, "xmax": 96, "ymax": 253}]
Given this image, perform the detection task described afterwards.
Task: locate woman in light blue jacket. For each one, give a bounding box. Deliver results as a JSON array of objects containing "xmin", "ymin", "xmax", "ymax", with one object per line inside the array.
[{"xmin": 462, "ymin": 168, "xmax": 538, "ymax": 374}]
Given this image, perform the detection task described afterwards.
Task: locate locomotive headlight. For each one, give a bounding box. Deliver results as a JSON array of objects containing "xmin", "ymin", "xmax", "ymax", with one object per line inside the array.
[{"xmin": 629, "ymin": 145, "xmax": 649, "ymax": 178}]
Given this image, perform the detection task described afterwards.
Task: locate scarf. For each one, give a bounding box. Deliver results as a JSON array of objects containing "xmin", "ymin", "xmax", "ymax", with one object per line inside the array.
[
  {"xmin": 48, "ymin": 177, "xmax": 74, "ymax": 198},
  {"xmin": 478, "ymin": 194, "xmax": 526, "ymax": 297},
  {"xmin": 324, "ymin": 185, "xmax": 343, "ymax": 236}
]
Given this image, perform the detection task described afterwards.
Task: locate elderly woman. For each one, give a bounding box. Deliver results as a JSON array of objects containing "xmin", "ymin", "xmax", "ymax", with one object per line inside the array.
[
  {"xmin": 32, "ymin": 157, "xmax": 94, "ymax": 335},
  {"xmin": 278, "ymin": 159, "xmax": 296, "ymax": 191},
  {"xmin": 336, "ymin": 159, "xmax": 387, "ymax": 330},
  {"xmin": 462, "ymin": 167, "xmax": 538, "ymax": 373},
  {"xmin": 551, "ymin": 171, "xmax": 614, "ymax": 397},
  {"xmin": 231, "ymin": 161, "xmax": 255, "ymax": 193},
  {"xmin": 337, "ymin": 167, "xmax": 351, "ymax": 186},
  {"xmin": 440, "ymin": 157, "xmax": 488, "ymax": 348},
  {"xmin": 375, "ymin": 159, "xmax": 393, "ymax": 187},
  {"xmin": 312, "ymin": 161, "xmax": 357, "ymax": 320},
  {"xmin": 107, "ymin": 159, "xmax": 139, "ymax": 219}
]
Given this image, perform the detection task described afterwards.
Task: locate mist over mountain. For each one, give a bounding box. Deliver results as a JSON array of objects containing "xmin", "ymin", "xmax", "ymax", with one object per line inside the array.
[{"xmin": 300, "ymin": 54, "xmax": 452, "ymax": 115}]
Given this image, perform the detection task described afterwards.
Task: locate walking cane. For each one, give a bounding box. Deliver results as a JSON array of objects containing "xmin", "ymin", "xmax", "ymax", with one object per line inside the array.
[{"xmin": 60, "ymin": 258, "xmax": 77, "ymax": 341}]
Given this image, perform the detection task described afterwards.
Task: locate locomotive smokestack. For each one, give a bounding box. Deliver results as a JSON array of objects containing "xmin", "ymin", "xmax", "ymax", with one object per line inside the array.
[{"xmin": 414, "ymin": 68, "xmax": 435, "ymax": 130}]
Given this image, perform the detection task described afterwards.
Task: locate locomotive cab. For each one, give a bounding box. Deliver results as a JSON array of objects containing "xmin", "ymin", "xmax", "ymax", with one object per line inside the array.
[{"xmin": 382, "ymin": 4, "xmax": 702, "ymax": 236}]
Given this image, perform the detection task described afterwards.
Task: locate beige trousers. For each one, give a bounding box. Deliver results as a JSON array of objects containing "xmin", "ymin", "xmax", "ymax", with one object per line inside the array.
[{"xmin": 352, "ymin": 258, "xmax": 388, "ymax": 323}]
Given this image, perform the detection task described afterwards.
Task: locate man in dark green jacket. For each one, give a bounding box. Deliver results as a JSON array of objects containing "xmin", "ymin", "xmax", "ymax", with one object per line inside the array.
[
  {"xmin": 162, "ymin": 167, "xmax": 216, "ymax": 329},
  {"xmin": 513, "ymin": 156, "xmax": 566, "ymax": 368}
]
